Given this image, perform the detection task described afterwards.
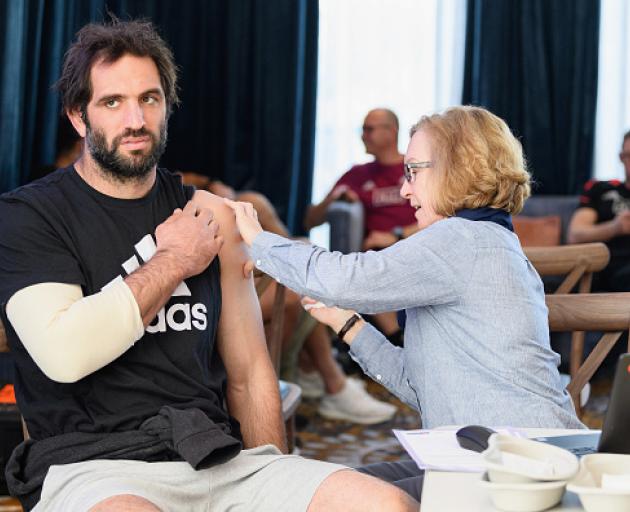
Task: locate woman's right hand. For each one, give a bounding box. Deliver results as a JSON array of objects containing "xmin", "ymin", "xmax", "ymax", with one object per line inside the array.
[{"xmin": 301, "ymin": 297, "xmax": 364, "ymax": 343}]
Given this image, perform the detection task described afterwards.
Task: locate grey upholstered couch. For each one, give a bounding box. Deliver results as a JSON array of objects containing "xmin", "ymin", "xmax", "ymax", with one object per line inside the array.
[{"xmin": 519, "ymin": 195, "xmax": 580, "ymax": 244}]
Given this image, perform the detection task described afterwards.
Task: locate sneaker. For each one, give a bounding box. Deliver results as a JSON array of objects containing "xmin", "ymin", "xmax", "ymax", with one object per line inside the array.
[
  {"xmin": 559, "ymin": 373, "xmax": 591, "ymax": 407},
  {"xmin": 296, "ymin": 368, "xmax": 325, "ymax": 399},
  {"xmin": 318, "ymin": 378, "xmax": 397, "ymax": 424}
]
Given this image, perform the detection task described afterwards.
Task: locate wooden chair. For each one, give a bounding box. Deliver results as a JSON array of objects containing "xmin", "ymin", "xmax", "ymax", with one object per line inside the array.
[
  {"xmin": 524, "ymin": 243, "xmax": 609, "ymax": 296},
  {"xmin": 525, "ymin": 243, "xmax": 610, "ymax": 413},
  {"xmin": 546, "ymin": 292, "xmax": 630, "ymax": 413}
]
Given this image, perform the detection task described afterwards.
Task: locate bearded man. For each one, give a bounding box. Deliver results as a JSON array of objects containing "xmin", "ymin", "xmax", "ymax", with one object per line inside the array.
[{"xmin": 0, "ymin": 19, "xmax": 416, "ymax": 512}]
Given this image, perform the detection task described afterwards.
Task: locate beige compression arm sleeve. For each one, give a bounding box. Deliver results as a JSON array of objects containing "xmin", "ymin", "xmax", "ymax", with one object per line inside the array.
[{"xmin": 6, "ymin": 281, "xmax": 145, "ymax": 383}]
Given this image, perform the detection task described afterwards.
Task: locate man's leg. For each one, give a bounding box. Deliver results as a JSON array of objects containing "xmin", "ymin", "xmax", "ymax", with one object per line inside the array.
[
  {"xmin": 235, "ymin": 191, "xmax": 289, "ymax": 236},
  {"xmin": 301, "ymin": 323, "xmax": 345, "ymax": 394},
  {"xmin": 357, "ymin": 460, "xmax": 424, "ymax": 502},
  {"xmin": 89, "ymin": 495, "xmax": 161, "ymax": 512},
  {"xmin": 308, "ymin": 470, "xmax": 419, "ymax": 512},
  {"xmin": 259, "ymin": 283, "xmax": 304, "ymax": 352},
  {"xmin": 300, "ymin": 323, "xmax": 397, "ymax": 424}
]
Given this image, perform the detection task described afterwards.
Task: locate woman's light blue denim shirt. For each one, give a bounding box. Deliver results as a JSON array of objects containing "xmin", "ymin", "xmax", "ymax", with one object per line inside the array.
[{"xmin": 251, "ymin": 217, "xmax": 584, "ymax": 429}]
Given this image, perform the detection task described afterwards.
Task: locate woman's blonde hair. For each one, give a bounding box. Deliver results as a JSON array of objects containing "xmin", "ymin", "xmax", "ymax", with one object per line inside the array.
[{"xmin": 410, "ymin": 106, "xmax": 531, "ymax": 216}]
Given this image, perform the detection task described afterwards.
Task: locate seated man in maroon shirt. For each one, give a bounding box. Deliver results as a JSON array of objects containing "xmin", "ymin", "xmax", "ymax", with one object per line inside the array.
[
  {"xmin": 305, "ymin": 109, "xmax": 417, "ymax": 250},
  {"xmin": 304, "ymin": 108, "xmax": 416, "ymax": 341}
]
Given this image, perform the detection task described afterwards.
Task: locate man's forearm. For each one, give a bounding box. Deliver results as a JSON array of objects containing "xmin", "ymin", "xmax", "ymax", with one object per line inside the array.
[
  {"xmin": 568, "ymin": 220, "xmax": 618, "ymax": 244},
  {"xmin": 304, "ymin": 200, "xmax": 332, "ymax": 230},
  {"xmin": 402, "ymin": 223, "xmax": 419, "ymax": 238},
  {"xmin": 227, "ymin": 364, "xmax": 287, "ymax": 453},
  {"xmin": 125, "ymin": 250, "xmax": 185, "ymax": 326}
]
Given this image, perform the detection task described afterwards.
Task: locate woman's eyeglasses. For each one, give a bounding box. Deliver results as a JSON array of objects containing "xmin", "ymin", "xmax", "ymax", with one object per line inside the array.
[{"xmin": 403, "ymin": 162, "xmax": 433, "ymax": 183}]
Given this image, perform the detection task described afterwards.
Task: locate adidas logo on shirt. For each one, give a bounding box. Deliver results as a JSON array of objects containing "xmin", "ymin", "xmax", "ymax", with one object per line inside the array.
[{"xmin": 103, "ymin": 234, "xmax": 208, "ymax": 334}]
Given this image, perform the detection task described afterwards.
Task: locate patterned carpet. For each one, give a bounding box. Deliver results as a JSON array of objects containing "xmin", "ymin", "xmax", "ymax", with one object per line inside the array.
[
  {"xmin": 296, "ymin": 378, "xmax": 419, "ymax": 466},
  {"xmin": 295, "ymin": 375, "xmax": 611, "ymax": 466}
]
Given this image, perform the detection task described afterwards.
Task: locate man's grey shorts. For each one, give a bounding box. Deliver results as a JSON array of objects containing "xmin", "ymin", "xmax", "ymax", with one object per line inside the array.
[{"xmin": 33, "ymin": 445, "xmax": 347, "ymax": 511}]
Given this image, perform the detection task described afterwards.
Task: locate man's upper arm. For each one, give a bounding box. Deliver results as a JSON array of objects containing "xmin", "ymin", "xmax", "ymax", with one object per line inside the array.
[
  {"xmin": 192, "ymin": 191, "xmax": 268, "ymax": 384},
  {"xmin": 0, "ymin": 199, "xmax": 85, "ymax": 304}
]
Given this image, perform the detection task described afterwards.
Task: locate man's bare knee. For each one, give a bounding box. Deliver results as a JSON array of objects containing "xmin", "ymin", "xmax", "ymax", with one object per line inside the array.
[
  {"xmin": 308, "ymin": 470, "xmax": 419, "ymax": 512},
  {"xmin": 89, "ymin": 494, "xmax": 161, "ymax": 512}
]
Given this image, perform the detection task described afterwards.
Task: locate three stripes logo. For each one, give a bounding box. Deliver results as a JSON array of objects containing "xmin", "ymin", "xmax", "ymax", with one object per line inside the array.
[{"xmin": 103, "ymin": 234, "xmax": 208, "ymax": 334}]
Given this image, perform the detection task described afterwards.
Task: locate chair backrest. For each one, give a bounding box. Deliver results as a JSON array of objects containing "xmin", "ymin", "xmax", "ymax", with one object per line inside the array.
[
  {"xmin": 547, "ymin": 292, "xmax": 630, "ymax": 332},
  {"xmin": 525, "ymin": 243, "xmax": 610, "ymax": 294},
  {"xmin": 254, "ymin": 270, "xmax": 285, "ymax": 374},
  {"xmin": 546, "ymin": 293, "xmax": 630, "ymax": 407}
]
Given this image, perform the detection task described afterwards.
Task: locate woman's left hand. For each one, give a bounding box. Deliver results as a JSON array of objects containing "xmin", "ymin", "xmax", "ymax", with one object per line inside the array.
[
  {"xmin": 224, "ymin": 198, "xmax": 264, "ymax": 246},
  {"xmin": 301, "ymin": 297, "xmax": 363, "ymax": 343}
]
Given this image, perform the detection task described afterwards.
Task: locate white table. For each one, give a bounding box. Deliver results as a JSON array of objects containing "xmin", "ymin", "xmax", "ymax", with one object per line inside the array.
[{"xmin": 421, "ymin": 428, "xmax": 592, "ymax": 512}]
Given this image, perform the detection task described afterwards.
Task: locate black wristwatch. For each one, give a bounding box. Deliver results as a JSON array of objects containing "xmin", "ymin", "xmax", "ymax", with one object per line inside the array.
[{"xmin": 392, "ymin": 226, "xmax": 404, "ymax": 240}]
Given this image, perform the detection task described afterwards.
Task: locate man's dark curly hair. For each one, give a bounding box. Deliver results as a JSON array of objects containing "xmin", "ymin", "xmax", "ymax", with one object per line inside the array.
[{"xmin": 55, "ymin": 19, "xmax": 180, "ymax": 115}]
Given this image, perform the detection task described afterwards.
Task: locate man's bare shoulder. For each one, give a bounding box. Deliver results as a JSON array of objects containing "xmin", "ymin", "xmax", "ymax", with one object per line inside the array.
[{"xmin": 192, "ymin": 190, "xmax": 247, "ymax": 267}]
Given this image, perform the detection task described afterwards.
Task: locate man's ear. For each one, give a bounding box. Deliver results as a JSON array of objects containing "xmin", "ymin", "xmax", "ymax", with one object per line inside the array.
[{"xmin": 67, "ymin": 109, "xmax": 87, "ymax": 138}]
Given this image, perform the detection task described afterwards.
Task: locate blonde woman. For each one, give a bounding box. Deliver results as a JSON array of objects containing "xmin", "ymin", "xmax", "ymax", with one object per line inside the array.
[{"xmin": 226, "ymin": 106, "xmax": 584, "ymax": 497}]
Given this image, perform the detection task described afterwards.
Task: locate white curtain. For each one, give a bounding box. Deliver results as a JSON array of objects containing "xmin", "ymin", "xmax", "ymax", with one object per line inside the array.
[
  {"xmin": 593, "ymin": 0, "xmax": 630, "ymax": 180},
  {"xmin": 311, "ymin": 0, "xmax": 467, "ymax": 247}
]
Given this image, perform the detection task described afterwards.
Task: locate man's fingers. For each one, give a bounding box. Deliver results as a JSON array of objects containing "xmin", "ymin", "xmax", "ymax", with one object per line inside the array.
[
  {"xmin": 182, "ymin": 200, "xmax": 197, "ymax": 215},
  {"xmin": 207, "ymin": 220, "xmax": 220, "ymax": 237},
  {"xmin": 346, "ymin": 190, "xmax": 359, "ymax": 202},
  {"xmin": 197, "ymin": 207, "xmax": 214, "ymax": 225}
]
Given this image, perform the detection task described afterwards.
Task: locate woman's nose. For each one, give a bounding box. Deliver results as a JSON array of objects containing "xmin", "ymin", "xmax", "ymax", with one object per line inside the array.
[{"xmin": 400, "ymin": 179, "xmax": 411, "ymax": 199}]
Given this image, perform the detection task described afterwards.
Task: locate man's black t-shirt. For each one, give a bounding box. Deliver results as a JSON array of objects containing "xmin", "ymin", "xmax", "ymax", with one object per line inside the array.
[
  {"xmin": 0, "ymin": 167, "xmax": 233, "ymax": 442},
  {"xmin": 578, "ymin": 179, "xmax": 630, "ymax": 264}
]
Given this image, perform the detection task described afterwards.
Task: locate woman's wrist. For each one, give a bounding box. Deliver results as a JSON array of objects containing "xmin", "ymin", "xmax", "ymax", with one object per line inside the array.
[
  {"xmin": 341, "ymin": 318, "xmax": 365, "ymax": 345},
  {"xmin": 336, "ymin": 314, "xmax": 365, "ymax": 345}
]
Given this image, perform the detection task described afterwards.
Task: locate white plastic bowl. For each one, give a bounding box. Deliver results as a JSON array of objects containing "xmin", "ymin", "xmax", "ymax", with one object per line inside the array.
[
  {"xmin": 567, "ymin": 453, "xmax": 630, "ymax": 512},
  {"xmin": 483, "ymin": 434, "xmax": 579, "ymax": 483},
  {"xmin": 479, "ymin": 472, "xmax": 567, "ymax": 512}
]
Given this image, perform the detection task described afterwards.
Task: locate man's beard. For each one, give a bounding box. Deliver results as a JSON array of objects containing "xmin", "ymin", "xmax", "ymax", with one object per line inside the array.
[{"xmin": 85, "ymin": 120, "xmax": 167, "ymax": 182}]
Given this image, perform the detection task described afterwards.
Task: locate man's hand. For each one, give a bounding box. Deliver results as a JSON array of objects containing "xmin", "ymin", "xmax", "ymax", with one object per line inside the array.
[
  {"xmin": 304, "ymin": 184, "xmax": 360, "ymax": 230},
  {"xmin": 328, "ymin": 184, "xmax": 359, "ymax": 204},
  {"xmin": 613, "ymin": 210, "xmax": 630, "ymax": 236},
  {"xmin": 155, "ymin": 200, "xmax": 224, "ymax": 280},
  {"xmin": 126, "ymin": 200, "xmax": 224, "ymax": 326},
  {"xmin": 362, "ymin": 230, "xmax": 397, "ymax": 250},
  {"xmin": 223, "ymin": 198, "xmax": 264, "ymax": 246}
]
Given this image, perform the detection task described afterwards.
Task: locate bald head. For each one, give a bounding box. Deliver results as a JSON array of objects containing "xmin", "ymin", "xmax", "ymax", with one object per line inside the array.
[
  {"xmin": 367, "ymin": 109, "xmax": 399, "ymax": 131},
  {"xmin": 362, "ymin": 109, "xmax": 400, "ymax": 158}
]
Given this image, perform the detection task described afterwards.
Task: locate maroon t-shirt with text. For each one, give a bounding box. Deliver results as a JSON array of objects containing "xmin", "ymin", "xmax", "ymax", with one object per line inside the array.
[{"xmin": 335, "ymin": 161, "xmax": 416, "ymax": 233}]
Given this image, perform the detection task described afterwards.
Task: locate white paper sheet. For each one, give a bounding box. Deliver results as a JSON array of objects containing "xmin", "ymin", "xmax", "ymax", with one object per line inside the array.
[{"xmin": 393, "ymin": 427, "xmax": 525, "ymax": 473}]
